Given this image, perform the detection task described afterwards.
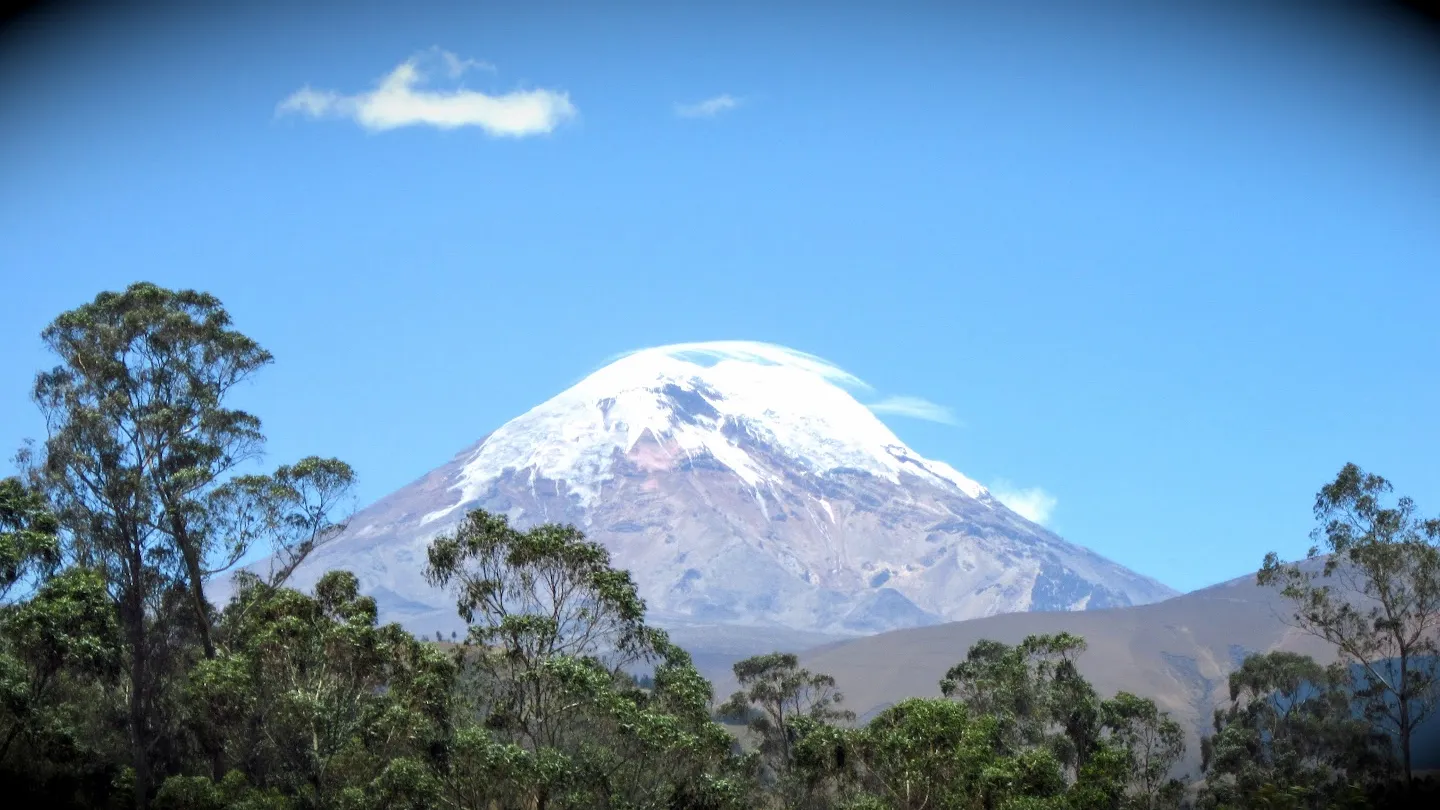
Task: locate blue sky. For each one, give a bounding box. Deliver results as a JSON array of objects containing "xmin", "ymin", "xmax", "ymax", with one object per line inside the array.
[{"xmin": 2, "ymin": 0, "xmax": 1437, "ymax": 593}]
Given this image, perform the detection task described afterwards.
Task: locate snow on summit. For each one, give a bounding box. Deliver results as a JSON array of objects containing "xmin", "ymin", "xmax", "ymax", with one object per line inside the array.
[
  {"xmin": 424, "ymin": 341, "xmax": 987, "ymax": 524},
  {"xmin": 258, "ymin": 339, "xmax": 1178, "ymax": 641}
]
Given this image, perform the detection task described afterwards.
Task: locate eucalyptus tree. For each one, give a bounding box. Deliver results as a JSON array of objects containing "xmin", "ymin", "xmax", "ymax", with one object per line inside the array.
[
  {"xmin": 1199, "ymin": 651, "xmax": 1379, "ymax": 809},
  {"xmin": 1259, "ymin": 463, "xmax": 1440, "ymax": 784},
  {"xmin": 425, "ymin": 509, "xmax": 745, "ymax": 808},
  {"xmin": 25, "ymin": 282, "xmax": 354, "ymax": 806},
  {"xmin": 859, "ymin": 697, "xmax": 1065, "ymax": 810},
  {"xmin": 425, "ymin": 509, "xmax": 664, "ymax": 748},
  {"xmin": 941, "ymin": 632, "xmax": 1101, "ymax": 773},
  {"xmin": 719, "ymin": 651, "xmax": 855, "ymax": 791},
  {"xmin": 940, "ymin": 633, "xmax": 1188, "ymax": 807},
  {"xmin": 1101, "ymin": 692, "xmax": 1185, "ymax": 810}
]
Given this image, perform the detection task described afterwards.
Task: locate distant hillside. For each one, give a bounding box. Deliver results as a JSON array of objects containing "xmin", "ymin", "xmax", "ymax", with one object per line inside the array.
[{"xmin": 739, "ymin": 565, "xmax": 1440, "ymax": 777}]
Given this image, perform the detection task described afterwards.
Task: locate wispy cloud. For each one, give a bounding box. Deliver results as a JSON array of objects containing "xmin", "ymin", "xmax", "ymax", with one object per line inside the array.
[
  {"xmin": 438, "ymin": 50, "xmax": 495, "ymax": 78},
  {"xmin": 865, "ymin": 396, "xmax": 959, "ymax": 426},
  {"xmin": 277, "ymin": 49, "xmax": 575, "ymax": 137},
  {"xmin": 674, "ymin": 94, "xmax": 742, "ymax": 119},
  {"xmin": 990, "ymin": 480, "xmax": 1058, "ymax": 526},
  {"xmin": 606, "ymin": 341, "xmax": 870, "ymax": 391}
]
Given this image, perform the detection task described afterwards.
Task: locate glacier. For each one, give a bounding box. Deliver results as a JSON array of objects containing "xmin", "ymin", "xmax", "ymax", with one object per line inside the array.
[{"xmin": 424, "ymin": 340, "xmax": 989, "ymax": 525}]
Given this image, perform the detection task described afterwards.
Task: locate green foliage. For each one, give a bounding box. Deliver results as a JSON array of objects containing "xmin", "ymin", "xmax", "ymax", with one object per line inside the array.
[
  {"xmin": 424, "ymin": 510, "xmax": 662, "ymax": 747},
  {"xmin": 187, "ymin": 570, "xmax": 456, "ymax": 808},
  {"xmin": 425, "ymin": 510, "xmax": 655, "ymax": 660},
  {"xmin": 1101, "ymin": 692, "xmax": 1185, "ymax": 810},
  {"xmin": 0, "ymin": 565, "xmax": 122, "ymax": 802},
  {"xmin": 764, "ymin": 635, "xmax": 1187, "ymax": 810},
  {"xmin": 855, "ymin": 698, "xmax": 1062, "ymax": 810},
  {"xmin": 22, "ymin": 282, "xmax": 361, "ymax": 807},
  {"xmin": 0, "ymin": 477, "xmax": 61, "ymax": 604},
  {"xmin": 1259, "ymin": 463, "xmax": 1440, "ymax": 784},
  {"xmin": 5, "ymin": 287, "xmax": 1435, "ymax": 810},
  {"xmin": 0, "ymin": 490, "xmax": 123, "ymax": 808},
  {"xmin": 940, "ymin": 633, "xmax": 1102, "ymax": 773},
  {"xmin": 719, "ymin": 650, "xmax": 855, "ymax": 803},
  {"xmin": 786, "ymin": 693, "xmax": 1154, "ymax": 810},
  {"xmin": 426, "ymin": 509, "xmax": 748, "ymax": 809},
  {"xmin": 154, "ymin": 771, "xmax": 294, "ymax": 810},
  {"xmin": 1198, "ymin": 651, "xmax": 1384, "ymax": 810},
  {"xmin": 933, "ymin": 635, "xmax": 1190, "ymax": 810}
]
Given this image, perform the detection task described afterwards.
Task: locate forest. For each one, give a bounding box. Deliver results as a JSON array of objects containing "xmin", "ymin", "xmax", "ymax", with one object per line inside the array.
[{"xmin": 2, "ymin": 282, "xmax": 1438, "ymax": 809}]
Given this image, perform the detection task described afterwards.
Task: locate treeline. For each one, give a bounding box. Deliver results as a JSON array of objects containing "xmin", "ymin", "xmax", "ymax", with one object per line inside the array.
[{"xmin": 1, "ymin": 283, "xmax": 1437, "ymax": 809}]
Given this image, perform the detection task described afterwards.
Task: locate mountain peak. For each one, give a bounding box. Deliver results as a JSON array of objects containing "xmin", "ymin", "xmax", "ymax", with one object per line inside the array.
[
  {"xmin": 424, "ymin": 341, "xmax": 987, "ymax": 525},
  {"xmin": 265, "ymin": 340, "xmax": 1176, "ymax": 642}
]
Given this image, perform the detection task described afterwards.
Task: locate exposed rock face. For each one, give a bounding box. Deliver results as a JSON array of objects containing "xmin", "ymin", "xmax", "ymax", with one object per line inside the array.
[{"xmin": 253, "ymin": 342, "xmax": 1176, "ymax": 639}]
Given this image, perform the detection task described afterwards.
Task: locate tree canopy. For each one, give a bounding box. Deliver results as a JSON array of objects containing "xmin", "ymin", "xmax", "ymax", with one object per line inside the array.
[
  {"xmin": 2, "ymin": 285, "xmax": 1436, "ymax": 809},
  {"xmin": 1260, "ymin": 463, "xmax": 1440, "ymax": 785}
]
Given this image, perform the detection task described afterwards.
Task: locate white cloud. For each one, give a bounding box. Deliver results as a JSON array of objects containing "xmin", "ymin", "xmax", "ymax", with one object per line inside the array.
[
  {"xmin": 990, "ymin": 480, "xmax": 1058, "ymax": 526},
  {"xmin": 437, "ymin": 50, "xmax": 495, "ymax": 78},
  {"xmin": 277, "ymin": 87, "xmax": 336, "ymax": 118},
  {"xmin": 277, "ymin": 50, "xmax": 575, "ymax": 137},
  {"xmin": 608, "ymin": 344, "xmax": 964, "ymax": 427},
  {"xmin": 674, "ymin": 94, "xmax": 742, "ymax": 119},
  {"xmin": 603, "ymin": 341, "xmax": 871, "ymax": 391},
  {"xmin": 865, "ymin": 396, "xmax": 959, "ymax": 425}
]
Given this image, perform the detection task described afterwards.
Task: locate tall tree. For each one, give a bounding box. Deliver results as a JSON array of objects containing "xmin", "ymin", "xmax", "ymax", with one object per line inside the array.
[
  {"xmin": 1101, "ymin": 692, "xmax": 1185, "ymax": 810},
  {"xmin": 941, "ymin": 633, "xmax": 1187, "ymax": 806},
  {"xmin": 25, "ymin": 282, "xmax": 354, "ymax": 806},
  {"xmin": 941, "ymin": 632, "xmax": 1101, "ymax": 773},
  {"xmin": 425, "ymin": 510, "xmax": 745, "ymax": 809},
  {"xmin": 32, "ymin": 283, "xmax": 273, "ymax": 659},
  {"xmin": 425, "ymin": 509, "xmax": 664, "ymax": 752},
  {"xmin": 1259, "ymin": 463, "xmax": 1440, "ymax": 784},
  {"xmin": 719, "ymin": 651, "xmax": 855, "ymax": 796}
]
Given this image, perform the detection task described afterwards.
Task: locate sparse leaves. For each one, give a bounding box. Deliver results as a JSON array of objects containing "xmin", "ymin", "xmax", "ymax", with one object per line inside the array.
[
  {"xmin": 205, "ymin": 457, "xmax": 356, "ymax": 591},
  {"xmin": 1101, "ymin": 692, "xmax": 1185, "ymax": 810},
  {"xmin": 1258, "ymin": 463, "xmax": 1440, "ymax": 784}
]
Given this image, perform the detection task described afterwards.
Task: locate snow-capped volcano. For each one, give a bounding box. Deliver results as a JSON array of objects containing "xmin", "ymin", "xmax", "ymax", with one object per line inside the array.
[
  {"xmin": 263, "ymin": 341, "xmax": 1177, "ymax": 640},
  {"xmin": 424, "ymin": 341, "xmax": 987, "ymax": 524}
]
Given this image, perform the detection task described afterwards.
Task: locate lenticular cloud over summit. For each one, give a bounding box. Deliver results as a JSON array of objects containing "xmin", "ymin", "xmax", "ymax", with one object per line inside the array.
[
  {"xmin": 599, "ymin": 342, "xmax": 870, "ymax": 391},
  {"xmin": 257, "ymin": 339, "xmax": 1176, "ymax": 642}
]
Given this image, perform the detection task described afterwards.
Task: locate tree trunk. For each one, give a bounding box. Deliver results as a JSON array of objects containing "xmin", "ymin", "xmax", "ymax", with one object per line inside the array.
[
  {"xmin": 1400, "ymin": 698, "xmax": 1413, "ymax": 786},
  {"xmin": 1398, "ymin": 652, "xmax": 1413, "ymax": 786},
  {"xmin": 127, "ymin": 589, "xmax": 152, "ymax": 810},
  {"xmin": 0, "ymin": 720, "xmax": 24, "ymax": 766},
  {"xmin": 168, "ymin": 508, "xmax": 216, "ymax": 660},
  {"xmin": 167, "ymin": 509, "xmax": 227, "ymax": 780}
]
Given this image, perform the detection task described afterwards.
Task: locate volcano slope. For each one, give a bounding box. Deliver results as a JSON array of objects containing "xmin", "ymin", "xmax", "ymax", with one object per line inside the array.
[{"xmin": 240, "ymin": 341, "xmax": 1175, "ymax": 660}]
